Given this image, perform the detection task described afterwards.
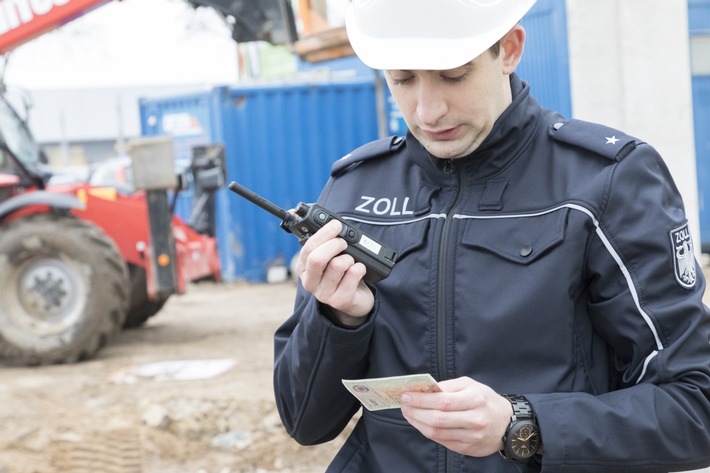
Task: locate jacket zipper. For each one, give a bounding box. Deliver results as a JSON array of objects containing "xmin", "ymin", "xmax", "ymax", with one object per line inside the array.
[{"xmin": 436, "ymin": 158, "xmax": 464, "ymax": 473}]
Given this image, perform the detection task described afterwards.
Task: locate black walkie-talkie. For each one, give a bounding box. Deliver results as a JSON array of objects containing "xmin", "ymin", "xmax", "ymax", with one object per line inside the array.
[{"xmin": 227, "ymin": 181, "xmax": 396, "ymax": 284}]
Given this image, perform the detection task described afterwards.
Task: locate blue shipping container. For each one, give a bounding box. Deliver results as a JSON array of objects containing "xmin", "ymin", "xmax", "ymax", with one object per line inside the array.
[
  {"xmin": 140, "ymin": 79, "xmax": 380, "ymax": 282},
  {"xmin": 690, "ymin": 0, "xmax": 710, "ymax": 250}
]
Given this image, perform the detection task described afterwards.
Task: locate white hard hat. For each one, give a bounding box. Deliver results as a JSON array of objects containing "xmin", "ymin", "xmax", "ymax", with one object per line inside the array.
[{"xmin": 345, "ymin": 0, "xmax": 537, "ymax": 70}]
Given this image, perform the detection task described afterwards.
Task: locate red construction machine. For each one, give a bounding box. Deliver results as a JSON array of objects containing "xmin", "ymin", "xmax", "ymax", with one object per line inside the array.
[
  {"xmin": 0, "ymin": 0, "xmax": 353, "ymax": 366},
  {"xmin": 0, "ymin": 0, "xmax": 239, "ymax": 366},
  {"xmin": 0, "ymin": 90, "xmax": 224, "ymax": 366}
]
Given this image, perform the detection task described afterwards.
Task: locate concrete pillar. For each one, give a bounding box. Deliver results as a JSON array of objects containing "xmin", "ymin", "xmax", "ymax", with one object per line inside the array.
[{"xmin": 565, "ymin": 0, "xmax": 700, "ymax": 252}]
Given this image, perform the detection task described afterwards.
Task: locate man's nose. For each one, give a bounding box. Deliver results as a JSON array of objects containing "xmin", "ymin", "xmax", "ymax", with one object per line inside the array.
[{"xmin": 416, "ymin": 85, "xmax": 448, "ymax": 127}]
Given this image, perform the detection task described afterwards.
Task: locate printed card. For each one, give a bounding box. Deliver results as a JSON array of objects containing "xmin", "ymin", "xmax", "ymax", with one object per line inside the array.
[{"xmin": 342, "ymin": 374, "xmax": 442, "ymax": 411}]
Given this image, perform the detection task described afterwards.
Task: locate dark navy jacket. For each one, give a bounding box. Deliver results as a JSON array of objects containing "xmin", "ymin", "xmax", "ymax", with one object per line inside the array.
[{"xmin": 273, "ymin": 75, "xmax": 710, "ymax": 472}]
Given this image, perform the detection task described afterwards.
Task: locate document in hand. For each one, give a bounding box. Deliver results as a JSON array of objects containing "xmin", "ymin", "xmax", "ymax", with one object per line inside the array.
[{"xmin": 342, "ymin": 374, "xmax": 442, "ymax": 411}]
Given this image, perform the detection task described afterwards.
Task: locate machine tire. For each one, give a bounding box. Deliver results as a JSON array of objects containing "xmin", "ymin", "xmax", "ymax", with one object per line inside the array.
[
  {"xmin": 124, "ymin": 264, "xmax": 169, "ymax": 329},
  {"xmin": 0, "ymin": 214, "xmax": 129, "ymax": 366}
]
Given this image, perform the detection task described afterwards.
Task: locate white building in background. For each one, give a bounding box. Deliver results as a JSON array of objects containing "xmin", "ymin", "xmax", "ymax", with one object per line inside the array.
[{"xmin": 18, "ymin": 84, "xmax": 216, "ymax": 167}]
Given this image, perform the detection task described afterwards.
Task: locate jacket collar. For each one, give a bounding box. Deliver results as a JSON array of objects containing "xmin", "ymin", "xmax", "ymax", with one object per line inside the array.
[{"xmin": 410, "ymin": 73, "xmax": 542, "ymax": 181}]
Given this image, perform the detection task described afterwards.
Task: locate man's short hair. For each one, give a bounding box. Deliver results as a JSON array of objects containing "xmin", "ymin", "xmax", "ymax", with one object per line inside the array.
[{"xmin": 489, "ymin": 40, "xmax": 502, "ymax": 58}]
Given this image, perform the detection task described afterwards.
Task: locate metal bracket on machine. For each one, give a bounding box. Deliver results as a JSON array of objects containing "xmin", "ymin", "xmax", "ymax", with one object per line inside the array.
[{"xmin": 127, "ymin": 136, "xmax": 179, "ymax": 299}]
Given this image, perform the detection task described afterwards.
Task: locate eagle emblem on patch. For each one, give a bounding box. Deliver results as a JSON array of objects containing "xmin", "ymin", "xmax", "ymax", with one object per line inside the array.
[{"xmin": 670, "ymin": 223, "xmax": 696, "ymax": 288}]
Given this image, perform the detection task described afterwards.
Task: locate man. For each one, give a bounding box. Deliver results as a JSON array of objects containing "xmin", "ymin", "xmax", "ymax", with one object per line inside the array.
[{"xmin": 273, "ymin": 0, "xmax": 710, "ymax": 471}]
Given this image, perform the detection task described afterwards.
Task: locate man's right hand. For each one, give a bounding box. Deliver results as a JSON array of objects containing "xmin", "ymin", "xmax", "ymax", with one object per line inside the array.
[{"xmin": 295, "ymin": 219, "xmax": 375, "ymax": 326}]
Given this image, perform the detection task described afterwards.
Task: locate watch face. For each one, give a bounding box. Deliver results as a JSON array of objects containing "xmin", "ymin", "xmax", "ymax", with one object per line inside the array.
[{"xmin": 508, "ymin": 420, "xmax": 540, "ymax": 460}]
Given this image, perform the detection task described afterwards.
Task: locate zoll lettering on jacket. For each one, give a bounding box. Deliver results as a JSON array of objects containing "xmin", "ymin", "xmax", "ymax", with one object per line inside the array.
[{"xmin": 0, "ymin": 0, "xmax": 110, "ymax": 53}]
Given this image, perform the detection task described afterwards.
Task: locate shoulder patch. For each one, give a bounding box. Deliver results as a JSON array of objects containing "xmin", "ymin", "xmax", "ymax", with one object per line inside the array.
[
  {"xmin": 670, "ymin": 222, "xmax": 696, "ymax": 289},
  {"xmin": 331, "ymin": 136, "xmax": 405, "ymax": 176},
  {"xmin": 549, "ymin": 119, "xmax": 638, "ymax": 161}
]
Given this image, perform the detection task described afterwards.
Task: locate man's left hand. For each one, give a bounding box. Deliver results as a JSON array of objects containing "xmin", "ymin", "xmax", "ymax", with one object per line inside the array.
[{"xmin": 400, "ymin": 376, "xmax": 512, "ymax": 457}]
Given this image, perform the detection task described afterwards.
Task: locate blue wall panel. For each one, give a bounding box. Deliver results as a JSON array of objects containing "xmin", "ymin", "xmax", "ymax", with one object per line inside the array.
[
  {"xmin": 693, "ymin": 76, "xmax": 710, "ymax": 249},
  {"xmin": 690, "ymin": 0, "xmax": 710, "ymax": 249},
  {"xmin": 518, "ymin": 0, "xmax": 571, "ymax": 118},
  {"xmin": 690, "ymin": 0, "xmax": 710, "ymax": 33}
]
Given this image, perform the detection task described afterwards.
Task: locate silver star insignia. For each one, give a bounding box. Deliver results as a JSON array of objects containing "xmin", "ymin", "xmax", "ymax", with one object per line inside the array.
[{"xmin": 606, "ymin": 136, "xmax": 620, "ymax": 145}]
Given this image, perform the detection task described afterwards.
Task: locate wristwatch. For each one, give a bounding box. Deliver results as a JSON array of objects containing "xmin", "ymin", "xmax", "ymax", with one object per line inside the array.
[{"xmin": 500, "ymin": 394, "xmax": 541, "ymax": 463}]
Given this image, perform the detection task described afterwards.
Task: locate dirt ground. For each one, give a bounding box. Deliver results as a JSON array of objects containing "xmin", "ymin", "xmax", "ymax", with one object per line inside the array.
[
  {"xmin": 2, "ymin": 274, "xmax": 710, "ymax": 473},
  {"xmin": 0, "ymin": 280, "xmax": 352, "ymax": 473}
]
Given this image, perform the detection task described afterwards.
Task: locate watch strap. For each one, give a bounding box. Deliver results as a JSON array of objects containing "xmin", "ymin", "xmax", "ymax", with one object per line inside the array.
[
  {"xmin": 503, "ymin": 394, "xmax": 535, "ymax": 421},
  {"xmin": 500, "ymin": 394, "xmax": 540, "ymax": 462}
]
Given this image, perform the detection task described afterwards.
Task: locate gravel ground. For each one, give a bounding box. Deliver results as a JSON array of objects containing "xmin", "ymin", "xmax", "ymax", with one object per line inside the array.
[{"xmin": 1, "ymin": 271, "xmax": 709, "ymax": 473}]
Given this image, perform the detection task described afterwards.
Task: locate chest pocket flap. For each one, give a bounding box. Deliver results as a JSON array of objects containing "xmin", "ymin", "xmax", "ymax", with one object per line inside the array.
[{"xmin": 461, "ymin": 209, "xmax": 569, "ymax": 264}]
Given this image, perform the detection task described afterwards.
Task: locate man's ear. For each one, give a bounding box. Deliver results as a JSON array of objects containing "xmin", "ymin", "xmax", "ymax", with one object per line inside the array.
[{"xmin": 500, "ymin": 25, "xmax": 526, "ymax": 74}]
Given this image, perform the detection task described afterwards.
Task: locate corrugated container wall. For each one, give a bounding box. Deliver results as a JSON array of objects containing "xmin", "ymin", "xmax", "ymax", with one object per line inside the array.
[
  {"xmin": 689, "ymin": 0, "xmax": 710, "ymax": 250},
  {"xmin": 517, "ymin": 0, "xmax": 571, "ymax": 118},
  {"xmin": 140, "ymin": 80, "xmax": 380, "ymax": 282}
]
